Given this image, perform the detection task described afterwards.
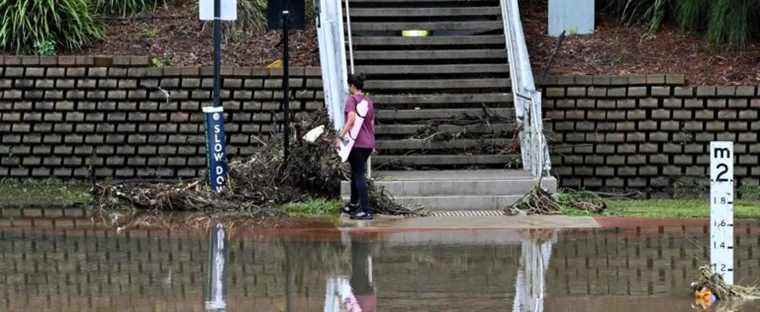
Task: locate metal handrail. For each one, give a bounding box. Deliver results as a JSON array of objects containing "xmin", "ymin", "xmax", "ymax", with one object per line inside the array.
[
  {"xmin": 344, "ymin": 0, "xmax": 355, "ymax": 74},
  {"xmin": 500, "ymin": 0, "xmax": 551, "ymax": 177},
  {"xmin": 316, "ymin": 0, "xmax": 350, "ymax": 130}
]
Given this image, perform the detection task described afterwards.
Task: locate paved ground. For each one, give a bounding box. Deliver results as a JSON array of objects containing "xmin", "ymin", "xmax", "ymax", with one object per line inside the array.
[{"xmin": 339, "ymin": 215, "xmax": 600, "ymax": 231}]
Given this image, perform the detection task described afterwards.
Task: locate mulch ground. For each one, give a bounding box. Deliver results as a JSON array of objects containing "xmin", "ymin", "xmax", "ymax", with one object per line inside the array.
[
  {"xmin": 523, "ymin": 0, "xmax": 760, "ymax": 86},
  {"xmin": 78, "ymin": 1, "xmax": 319, "ymax": 67},
  {"xmin": 11, "ymin": 1, "xmax": 760, "ymax": 85}
]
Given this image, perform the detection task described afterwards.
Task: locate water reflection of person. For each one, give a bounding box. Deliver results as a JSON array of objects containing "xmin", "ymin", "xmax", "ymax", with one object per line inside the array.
[
  {"xmin": 350, "ymin": 236, "xmax": 376, "ymax": 312},
  {"xmin": 324, "ymin": 232, "xmax": 376, "ymax": 312},
  {"xmin": 512, "ymin": 229, "xmax": 557, "ymax": 312}
]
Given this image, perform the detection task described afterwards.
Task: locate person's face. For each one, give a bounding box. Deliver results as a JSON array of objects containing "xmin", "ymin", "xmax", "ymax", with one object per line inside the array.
[{"xmin": 349, "ymin": 84, "xmax": 358, "ymax": 95}]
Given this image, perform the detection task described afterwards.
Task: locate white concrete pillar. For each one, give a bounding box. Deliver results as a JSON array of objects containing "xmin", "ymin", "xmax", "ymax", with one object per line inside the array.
[{"xmin": 548, "ymin": 0, "xmax": 595, "ymax": 37}]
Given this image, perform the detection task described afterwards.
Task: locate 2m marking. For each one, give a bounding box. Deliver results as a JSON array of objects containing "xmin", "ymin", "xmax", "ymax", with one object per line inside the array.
[{"xmin": 710, "ymin": 141, "xmax": 734, "ymax": 285}]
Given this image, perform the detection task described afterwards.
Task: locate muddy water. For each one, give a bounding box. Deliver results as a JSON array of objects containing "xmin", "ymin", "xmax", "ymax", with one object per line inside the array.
[{"xmin": 1, "ymin": 214, "xmax": 759, "ymax": 311}]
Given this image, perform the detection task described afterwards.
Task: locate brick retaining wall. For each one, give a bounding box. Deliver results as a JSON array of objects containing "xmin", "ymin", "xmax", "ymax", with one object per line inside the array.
[
  {"xmin": 0, "ymin": 56, "xmax": 323, "ymax": 180},
  {"xmin": 1, "ymin": 58, "xmax": 758, "ymax": 194},
  {"xmin": 541, "ymin": 74, "xmax": 760, "ymax": 193}
]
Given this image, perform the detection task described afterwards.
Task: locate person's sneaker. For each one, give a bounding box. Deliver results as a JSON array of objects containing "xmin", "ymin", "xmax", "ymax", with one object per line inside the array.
[
  {"xmin": 350, "ymin": 211, "xmax": 373, "ymax": 220},
  {"xmin": 342, "ymin": 203, "xmax": 359, "ymax": 214}
]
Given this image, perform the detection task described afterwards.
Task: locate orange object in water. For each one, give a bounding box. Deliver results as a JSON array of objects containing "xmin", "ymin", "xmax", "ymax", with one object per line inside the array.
[{"xmin": 693, "ymin": 287, "xmax": 716, "ymax": 309}]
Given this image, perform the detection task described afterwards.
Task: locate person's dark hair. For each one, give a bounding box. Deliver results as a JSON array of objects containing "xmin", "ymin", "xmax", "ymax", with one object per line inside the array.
[{"xmin": 347, "ymin": 74, "xmax": 365, "ymax": 91}]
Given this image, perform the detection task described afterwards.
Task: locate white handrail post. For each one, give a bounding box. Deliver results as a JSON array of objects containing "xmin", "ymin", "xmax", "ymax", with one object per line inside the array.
[{"xmin": 500, "ymin": 0, "xmax": 551, "ymax": 177}]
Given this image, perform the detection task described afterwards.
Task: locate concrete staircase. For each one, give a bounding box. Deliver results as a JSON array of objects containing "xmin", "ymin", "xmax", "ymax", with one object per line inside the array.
[
  {"xmin": 349, "ymin": 0, "xmax": 517, "ymax": 170},
  {"xmin": 341, "ymin": 0, "xmax": 552, "ymax": 210},
  {"xmin": 342, "ymin": 170, "xmax": 557, "ymax": 211}
]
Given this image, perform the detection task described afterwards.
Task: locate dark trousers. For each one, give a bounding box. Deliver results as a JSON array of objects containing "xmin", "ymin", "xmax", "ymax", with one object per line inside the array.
[{"xmin": 348, "ymin": 147, "xmax": 372, "ymax": 213}]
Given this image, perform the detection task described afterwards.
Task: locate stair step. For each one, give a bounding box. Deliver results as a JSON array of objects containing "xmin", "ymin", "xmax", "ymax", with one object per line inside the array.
[
  {"xmin": 377, "ymin": 138, "xmax": 511, "ymax": 150},
  {"xmin": 373, "ymin": 154, "xmax": 519, "ymax": 167},
  {"xmin": 352, "ymin": 21, "xmax": 502, "ymax": 32},
  {"xmin": 350, "ymin": 0, "xmax": 499, "ymax": 3},
  {"xmin": 350, "ymin": 7, "xmax": 500, "ymax": 17},
  {"xmin": 376, "ymin": 123, "xmax": 515, "ymax": 135},
  {"xmin": 354, "ymin": 49, "xmax": 505, "ymax": 60},
  {"xmin": 373, "ymin": 93, "xmax": 512, "ymax": 105},
  {"xmin": 352, "ymin": 35, "xmax": 505, "ymax": 46},
  {"xmin": 340, "ymin": 194, "xmax": 521, "ymax": 210},
  {"xmin": 394, "ymin": 195, "xmax": 523, "ymax": 210},
  {"xmin": 344, "ymin": 178, "xmax": 550, "ymax": 196},
  {"xmin": 377, "ymin": 108, "xmax": 514, "ymax": 121},
  {"xmin": 366, "ymin": 78, "xmax": 509, "ymax": 90},
  {"xmin": 374, "ymin": 169, "xmax": 532, "ymax": 180},
  {"xmin": 341, "ymin": 170, "xmax": 556, "ymax": 210},
  {"xmin": 356, "ymin": 64, "xmax": 509, "ymax": 75}
]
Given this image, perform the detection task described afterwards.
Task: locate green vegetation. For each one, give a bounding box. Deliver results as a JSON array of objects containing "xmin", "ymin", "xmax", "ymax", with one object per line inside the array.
[
  {"xmin": 0, "ymin": 179, "xmax": 93, "ymax": 208},
  {"xmin": 558, "ymin": 191, "xmax": 760, "ymax": 219},
  {"xmin": 33, "ymin": 39, "xmax": 57, "ymax": 56},
  {"xmin": 236, "ymin": 0, "xmax": 268, "ymax": 32},
  {"xmin": 607, "ymin": 199, "xmax": 760, "ymax": 219},
  {"xmin": 603, "ymin": 0, "xmax": 760, "ymax": 48},
  {"xmin": 93, "ymin": 0, "xmax": 161, "ymax": 17},
  {"xmin": 280, "ymin": 198, "xmax": 341, "ymax": 217},
  {"xmin": 0, "ymin": 0, "xmax": 104, "ymax": 53}
]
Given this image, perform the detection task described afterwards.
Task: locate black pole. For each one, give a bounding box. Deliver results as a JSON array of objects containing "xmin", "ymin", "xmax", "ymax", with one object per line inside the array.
[
  {"xmin": 282, "ymin": 11, "xmax": 290, "ymax": 164},
  {"xmin": 213, "ymin": 0, "xmax": 222, "ymax": 108}
]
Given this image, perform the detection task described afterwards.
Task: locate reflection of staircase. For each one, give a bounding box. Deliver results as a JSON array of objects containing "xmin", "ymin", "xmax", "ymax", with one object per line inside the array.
[
  {"xmin": 338, "ymin": 0, "xmax": 555, "ymax": 211},
  {"xmin": 349, "ymin": 0, "xmax": 518, "ymax": 169}
]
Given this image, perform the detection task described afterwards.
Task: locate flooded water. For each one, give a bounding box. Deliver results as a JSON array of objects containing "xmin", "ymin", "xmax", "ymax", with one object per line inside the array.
[{"xmin": 2, "ymin": 210, "xmax": 760, "ymax": 311}]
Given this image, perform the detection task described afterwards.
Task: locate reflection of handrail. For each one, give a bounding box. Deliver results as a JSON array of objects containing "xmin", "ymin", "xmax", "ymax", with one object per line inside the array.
[
  {"xmin": 500, "ymin": 0, "xmax": 551, "ymax": 177},
  {"xmin": 345, "ymin": 0, "xmax": 355, "ymax": 74},
  {"xmin": 205, "ymin": 223, "xmax": 227, "ymax": 311},
  {"xmin": 512, "ymin": 231, "xmax": 556, "ymax": 312}
]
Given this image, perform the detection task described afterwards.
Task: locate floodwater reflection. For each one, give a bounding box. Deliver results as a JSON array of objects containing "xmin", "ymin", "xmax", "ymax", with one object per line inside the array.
[
  {"xmin": 513, "ymin": 230, "xmax": 556, "ymax": 312},
  {"xmin": 206, "ymin": 223, "xmax": 227, "ymax": 311},
  {"xmin": 2, "ymin": 215, "xmax": 760, "ymax": 311},
  {"xmin": 325, "ymin": 232, "xmax": 376, "ymax": 312}
]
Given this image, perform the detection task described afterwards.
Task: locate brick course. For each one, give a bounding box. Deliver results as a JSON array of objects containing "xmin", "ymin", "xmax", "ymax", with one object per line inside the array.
[
  {"xmin": 0, "ymin": 57, "xmax": 322, "ymax": 179},
  {"xmin": 542, "ymin": 77, "xmax": 760, "ymax": 193}
]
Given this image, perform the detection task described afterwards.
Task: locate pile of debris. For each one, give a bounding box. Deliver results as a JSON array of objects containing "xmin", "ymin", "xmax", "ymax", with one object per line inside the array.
[
  {"xmin": 690, "ymin": 265, "xmax": 760, "ymax": 310},
  {"xmin": 506, "ymin": 186, "xmax": 608, "ymax": 216},
  {"xmin": 93, "ymin": 110, "xmax": 424, "ymax": 220}
]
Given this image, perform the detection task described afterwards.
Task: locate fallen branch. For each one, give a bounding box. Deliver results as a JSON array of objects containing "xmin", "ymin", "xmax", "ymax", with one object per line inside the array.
[
  {"xmin": 92, "ymin": 109, "xmax": 424, "ymax": 222},
  {"xmin": 506, "ymin": 184, "xmax": 561, "ymax": 215}
]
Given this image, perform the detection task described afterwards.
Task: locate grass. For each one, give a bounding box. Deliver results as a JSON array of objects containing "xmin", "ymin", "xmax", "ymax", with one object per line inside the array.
[
  {"xmin": 560, "ymin": 196, "xmax": 760, "ymax": 219},
  {"xmin": 0, "ymin": 178, "xmax": 93, "ymax": 208},
  {"xmin": 280, "ymin": 198, "xmax": 341, "ymax": 217}
]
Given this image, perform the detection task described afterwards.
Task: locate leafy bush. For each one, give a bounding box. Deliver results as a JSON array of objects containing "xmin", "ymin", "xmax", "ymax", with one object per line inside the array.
[
  {"xmin": 93, "ymin": 0, "xmax": 161, "ymax": 17},
  {"xmin": 34, "ymin": 39, "xmax": 57, "ymax": 56},
  {"xmin": 601, "ymin": 0, "xmax": 760, "ymax": 48},
  {"xmin": 236, "ymin": 0, "xmax": 268, "ymax": 32},
  {"xmin": 0, "ymin": 0, "xmax": 103, "ymax": 53}
]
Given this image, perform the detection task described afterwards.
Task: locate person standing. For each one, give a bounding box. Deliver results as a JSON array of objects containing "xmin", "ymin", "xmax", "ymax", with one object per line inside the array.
[{"xmin": 338, "ymin": 74, "xmax": 375, "ymax": 220}]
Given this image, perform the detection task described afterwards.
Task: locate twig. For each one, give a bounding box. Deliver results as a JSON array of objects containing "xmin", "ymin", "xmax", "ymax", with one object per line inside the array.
[{"xmin": 540, "ymin": 30, "xmax": 567, "ymax": 83}]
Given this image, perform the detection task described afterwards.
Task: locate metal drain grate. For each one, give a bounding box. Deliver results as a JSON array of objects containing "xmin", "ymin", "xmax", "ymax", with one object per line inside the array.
[{"xmin": 430, "ymin": 210, "xmax": 506, "ymax": 217}]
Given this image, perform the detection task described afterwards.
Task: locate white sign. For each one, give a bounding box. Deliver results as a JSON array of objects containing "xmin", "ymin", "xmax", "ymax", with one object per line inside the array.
[
  {"xmin": 199, "ymin": 0, "xmax": 237, "ymax": 21},
  {"xmin": 710, "ymin": 141, "xmax": 734, "ymax": 285}
]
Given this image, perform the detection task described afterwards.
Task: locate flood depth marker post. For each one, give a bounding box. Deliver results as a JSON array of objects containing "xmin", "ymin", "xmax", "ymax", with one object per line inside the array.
[
  {"xmin": 710, "ymin": 141, "xmax": 734, "ymax": 285},
  {"xmin": 200, "ymin": 0, "xmax": 237, "ymax": 192}
]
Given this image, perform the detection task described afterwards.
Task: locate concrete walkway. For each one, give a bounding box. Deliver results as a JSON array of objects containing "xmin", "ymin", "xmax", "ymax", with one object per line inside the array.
[{"xmin": 340, "ymin": 215, "xmax": 599, "ymax": 231}]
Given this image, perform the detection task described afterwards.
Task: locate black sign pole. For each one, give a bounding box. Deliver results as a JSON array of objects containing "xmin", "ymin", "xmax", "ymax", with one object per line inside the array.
[
  {"xmin": 282, "ymin": 10, "xmax": 290, "ymax": 166},
  {"xmin": 213, "ymin": 0, "xmax": 222, "ymax": 108}
]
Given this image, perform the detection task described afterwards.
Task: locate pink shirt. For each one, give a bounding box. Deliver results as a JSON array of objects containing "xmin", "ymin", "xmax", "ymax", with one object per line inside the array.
[{"xmin": 344, "ymin": 92, "xmax": 375, "ymax": 149}]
